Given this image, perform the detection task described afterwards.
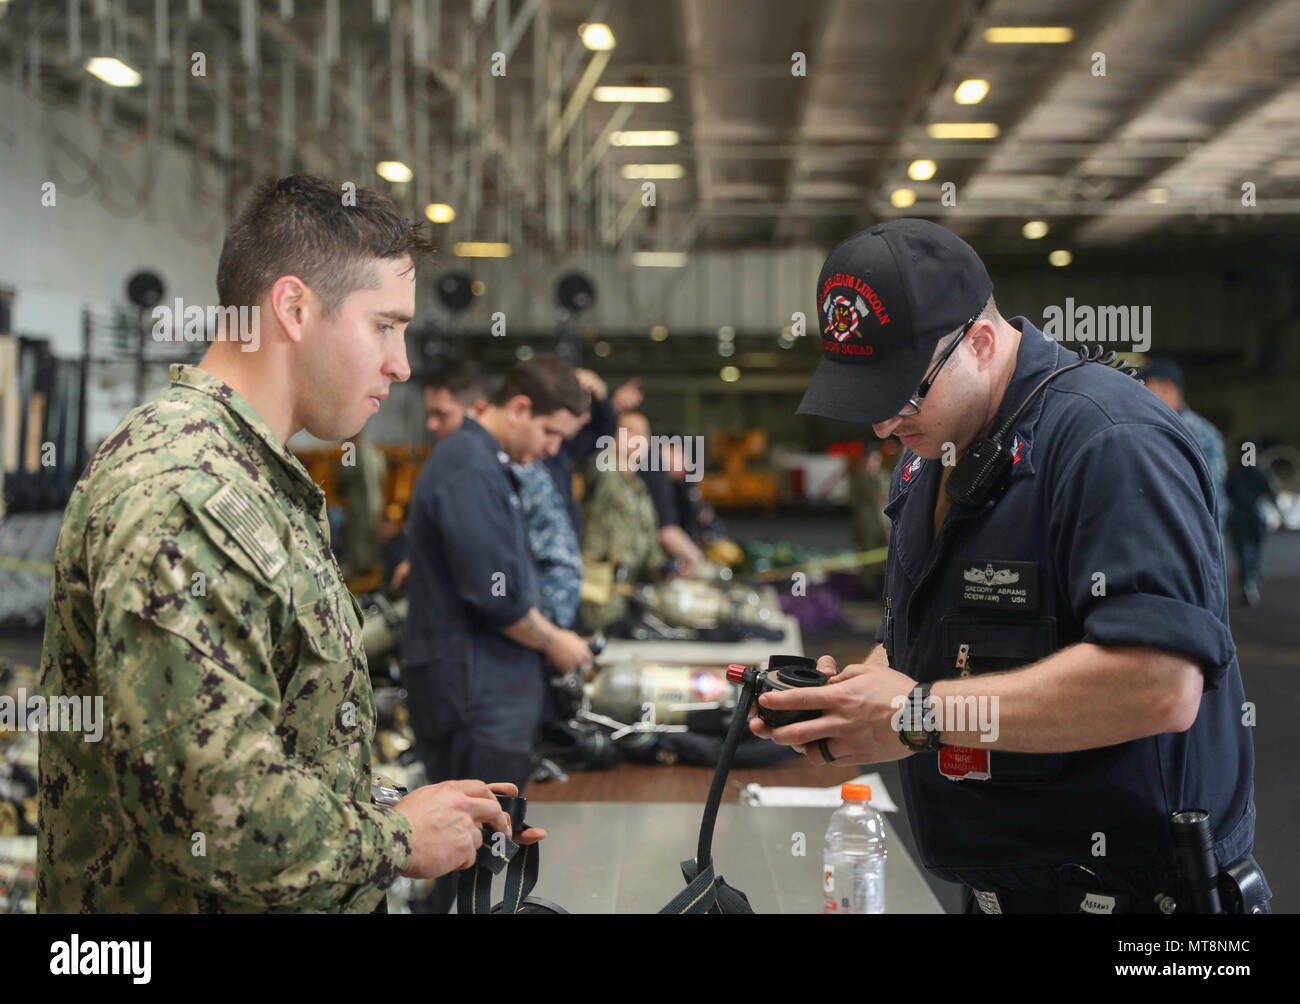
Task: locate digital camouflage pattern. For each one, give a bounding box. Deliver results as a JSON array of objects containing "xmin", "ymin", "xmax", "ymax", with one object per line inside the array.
[
  {"xmin": 38, "ymin": 364, "xmax": 412, "ymax": 913},
  {"xmin": 580, "ymin": 466, "xmax": 666, "ymax": 628},
  {"xmin": 511, "ymin": 460, "xmax": 582, "ymax": 628},
  {"xmin": 1179, "ymin": 405, "xmax": 1227, "ymax": 531}
]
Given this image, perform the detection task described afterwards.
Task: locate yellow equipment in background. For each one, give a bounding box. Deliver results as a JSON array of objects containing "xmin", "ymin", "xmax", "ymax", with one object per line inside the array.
[{"xmin": 698, "ymin": 429, "xmax": 778, "ymax": 510}]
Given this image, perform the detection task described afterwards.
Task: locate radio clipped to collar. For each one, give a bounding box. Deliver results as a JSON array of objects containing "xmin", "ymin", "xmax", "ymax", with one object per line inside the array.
[{"xmin": 945, "ymin": 345, "xmax": 1140, "ymax": 508}]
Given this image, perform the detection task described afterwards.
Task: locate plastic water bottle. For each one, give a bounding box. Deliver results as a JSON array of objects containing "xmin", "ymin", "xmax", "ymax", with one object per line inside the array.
[{"xmin": 823, "ymin": 783, "xmax": 886, "ymax": 913}]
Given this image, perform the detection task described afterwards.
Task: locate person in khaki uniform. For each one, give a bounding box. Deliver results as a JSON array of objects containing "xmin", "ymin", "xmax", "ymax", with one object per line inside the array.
[{"xmin": 38, "ymin": 174, "xmax": 536, "ymax": 913}]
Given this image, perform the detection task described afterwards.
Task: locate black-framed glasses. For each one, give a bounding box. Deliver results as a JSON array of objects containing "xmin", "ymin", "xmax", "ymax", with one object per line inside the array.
[{"xmin": 895, "ymin": 311, "xmax": 979, "ymax": 417}]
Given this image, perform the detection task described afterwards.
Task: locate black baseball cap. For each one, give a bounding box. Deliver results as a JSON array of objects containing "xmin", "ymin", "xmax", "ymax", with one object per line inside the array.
[
  {"xmin": 797, "ymin": 218, "xmax": 993, "ymax": 425},
  {"xmin": 1138, "ymin": 357, "xmax": 1184, "ymax": 389}
]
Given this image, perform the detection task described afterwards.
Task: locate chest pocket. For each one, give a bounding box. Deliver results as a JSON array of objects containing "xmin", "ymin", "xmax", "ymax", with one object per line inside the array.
[
  {"xmin": 279, "ymin": 569, "xmax": 372, "ymax": 791},
  {"xmin": 941, "ymin": 613, "xmax": 1065, "ymax": 783}
]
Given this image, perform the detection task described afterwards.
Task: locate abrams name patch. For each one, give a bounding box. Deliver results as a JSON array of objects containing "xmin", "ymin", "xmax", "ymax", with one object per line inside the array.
[{"xmin": 955, "ymin": 560, "xmax": 1039, "ymax": 610}]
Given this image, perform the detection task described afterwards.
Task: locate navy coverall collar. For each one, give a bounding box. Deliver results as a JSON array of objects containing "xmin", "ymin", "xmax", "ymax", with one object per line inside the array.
[
  {"xmin": 885, "ymin": 316, "xmax": 1070, "ymax": 588},
  {"xmin": 459, "ymin": 415, "xmax": 511, "ymax": 465}
]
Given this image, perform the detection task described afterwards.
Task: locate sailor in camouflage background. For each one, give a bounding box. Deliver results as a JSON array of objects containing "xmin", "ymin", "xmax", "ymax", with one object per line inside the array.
[{"xmin": 38, "ymin": 175, "xmax": 539, "ymax": 913}]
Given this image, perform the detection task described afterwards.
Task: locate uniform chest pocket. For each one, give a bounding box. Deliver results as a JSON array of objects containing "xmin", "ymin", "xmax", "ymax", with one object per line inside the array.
[
  {"xmin": 941, "ymin": 614, "xmax": 1056, "ymax": 671},
  {"xmin": 297, "ymin": 602, "xmax": 350, "ymax": 662},
  {"xmin": 941, "ymin": 613, "xmax": 1065, "ymax": 784},
  {"xmin": 279, "ymin": 588, "xmax": 369, "ymax": 772}
]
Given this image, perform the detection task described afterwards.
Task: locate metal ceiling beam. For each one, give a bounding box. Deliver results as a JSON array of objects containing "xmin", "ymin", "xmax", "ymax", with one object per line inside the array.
[
  {"xmin": 853, "ymin": 0, "xmax": 986, "ymax": 229},
  {"xmin": 1062, "ymin": 0, "xmax": 1287, "ymax": 190},
  {"xmin": 571, "ymin": 100, "xmax": 633, "ymax": 191},
  {"xmin": 940, "ymin": 0, "xmax": 1129, "ymax": 216},
  {"xmin": 772, "ymin": 0, "xmax": 837, "ymax": 244},
  {"xmin": 630, "ymin": 198, "xmax": 1300, "ymax": 218},
  {"xmin": 1064, "ymin": 0, "xmax": 1295, "ymax": 242},
  {"xmin": 547, "ymin": 47, "xmax": 610, "ymax": 152}
]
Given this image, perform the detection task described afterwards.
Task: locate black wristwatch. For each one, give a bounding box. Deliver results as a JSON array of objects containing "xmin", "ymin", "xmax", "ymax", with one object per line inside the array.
[{"xmin": 898, "ymin": 683, "xmax": 942, "ymax": 752}]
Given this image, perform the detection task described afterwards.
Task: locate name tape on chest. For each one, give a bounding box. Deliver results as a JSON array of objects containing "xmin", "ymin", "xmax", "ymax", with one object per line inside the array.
[
  {"xmin": 954, "ymin": 560, "xmax": 1039, "ymax": 611},
  {"xmin": 203, "ymin": 483, "xmax": 288, "ymax": 580},
  {"xmin": 303, "ymin": 554, "xmax": 341, "ymax": 595}
]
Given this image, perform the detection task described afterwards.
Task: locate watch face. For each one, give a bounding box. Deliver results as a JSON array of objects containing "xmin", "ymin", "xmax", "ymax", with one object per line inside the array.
[{"xmin": 899, "ymin": 729, "xmax": 935, "ymax": 751}]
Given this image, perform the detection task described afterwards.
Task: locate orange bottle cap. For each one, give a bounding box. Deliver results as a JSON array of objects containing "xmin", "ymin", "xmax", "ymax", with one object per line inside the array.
[{"xmin": 841, "ymin": 783, "xmax": 871, "ymax": 801}]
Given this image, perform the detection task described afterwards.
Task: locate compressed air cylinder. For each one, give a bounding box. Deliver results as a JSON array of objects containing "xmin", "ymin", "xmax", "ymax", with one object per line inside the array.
[{"xmin": 586, "ymin": 662, "xmax": 738, "ymax": 726}]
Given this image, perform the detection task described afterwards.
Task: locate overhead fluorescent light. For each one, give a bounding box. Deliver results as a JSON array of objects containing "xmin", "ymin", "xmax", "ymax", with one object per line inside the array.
[
  {"xmin": 907, "ymin": 159, "xmax": 936, "ymax": 181},
  {"xmin": 890, "ymin": 188, "xmax": 917, "ymax": 208},
  {"xmin": 927, "ymin": 122, "xmax": 1000, "ymax": 139},
  {"xmin": 954, "ymin": 79, "xmax": 990, "ymax": 104},
  {"xmin": 579, "ymin": 22, "xmax": 616, "ymax": 51},
  {"xmin": 611, "ymin": 130, "xmax": 680, "ymax": 147},
  {"xmin": 594, "ymin": 86, "xmax": 672, "ymax": 103},
  {"xmin": 454, "ymin": 242, "xmax": 512, "ymax": 258},
  {"xmin": 984, "ymin": 26, "xmax": 1074, "ymax": 44},
  {"xmin": 85, "ymin": 57, "xmax": 142, "ymax": 88},
  {"xmin": 632, "ymin": 251, "xmax": 688, "ymax": 267},
  {"xmin": 1144, "ymin": 187, "xmax": 1171, "ymax": 204},
  {"xmin": 1022, "ymin": 220, "xmax": 1049, "ymax": 239},
  {"xmin": 425, "ymin": 203, "xmax": 456, "ymax": 223},
  {"xmin": 621, "ymin": 164, "xmax": 686, "ymax": 179},
  {"xmin": 1049, "ymin": 249, "xmax": 1072, "ymax": 267},
  {"xmin": 376, "ymin": 161, "xmax": 413, "ymax": 183}
]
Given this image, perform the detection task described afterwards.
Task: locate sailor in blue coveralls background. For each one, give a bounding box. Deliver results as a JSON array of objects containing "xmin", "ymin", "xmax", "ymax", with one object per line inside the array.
[
  {"xmin": 403, "ymin": 356, "xmax": 595, "ymax": 912},
  {"xmin": 752, "ymin": 219, "xmax": 1269, "ymax": 915}
]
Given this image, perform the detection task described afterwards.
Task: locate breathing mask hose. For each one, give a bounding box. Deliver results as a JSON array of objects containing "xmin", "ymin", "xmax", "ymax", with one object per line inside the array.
[{"xmin": 695, "ymin": 667, "xmax": 760, "ymax": 873}]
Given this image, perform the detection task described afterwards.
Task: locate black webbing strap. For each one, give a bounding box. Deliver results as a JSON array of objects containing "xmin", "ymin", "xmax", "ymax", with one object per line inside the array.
[
  {"xmin": 456, "ymin": 833, "xmax": 539, "ymax": 914},
  {"xmin": 501, "ymin": 841, "xmax": 539, "ymax": 913},
  {"xmin": 457, "ymin": 858, "xmax": 493, "ymax": 915},
  {"xmin": 658, "ymin": 858, "xmax": 718, "ymax": 914}
]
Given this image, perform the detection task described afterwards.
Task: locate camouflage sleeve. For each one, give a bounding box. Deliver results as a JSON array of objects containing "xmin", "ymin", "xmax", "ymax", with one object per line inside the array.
[
  {"xmin": 93, "ymin": 488, "xmax": 412, "ymax": 911},
  {"xmin": 581, "ymin": 471, "xmax": 618, "ymax": 561},
  {"xmin": 649, "ymin": 535, "xmax": 669, "ymax": 573}
]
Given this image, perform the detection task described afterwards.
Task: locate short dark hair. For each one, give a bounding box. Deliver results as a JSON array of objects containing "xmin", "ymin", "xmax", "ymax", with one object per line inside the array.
[
  {"xmin": 216, "ymin": 174, "xmax": 434, "ymax": 316},
  {"xmin": 491, "ymin": 355, "xmax": 589, "ymax": 416},
  {"xmin": 426, "ymin": 359, "xmax": 491, "ymax": 406},
  {"xmin": 934, "ymin": 293, "xmax": 999, "ymax": 354}
]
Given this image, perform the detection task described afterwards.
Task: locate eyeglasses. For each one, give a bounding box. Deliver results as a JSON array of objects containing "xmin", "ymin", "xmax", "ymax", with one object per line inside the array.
[{"xmin": 894, "ymin": 311, "xmax": 979, "ymax": 418}]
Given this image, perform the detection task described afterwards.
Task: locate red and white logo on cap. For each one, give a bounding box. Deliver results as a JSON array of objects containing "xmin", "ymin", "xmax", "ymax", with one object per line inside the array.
[{"xmin": 823, "ymin": 294, "xmax": 864, "ymax": 342}]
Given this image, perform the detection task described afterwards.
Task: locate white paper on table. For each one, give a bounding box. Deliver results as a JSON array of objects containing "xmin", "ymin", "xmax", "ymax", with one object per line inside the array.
[{"xmin": 742, "ymin": 772, "xmax": 898, "ymax": 813}]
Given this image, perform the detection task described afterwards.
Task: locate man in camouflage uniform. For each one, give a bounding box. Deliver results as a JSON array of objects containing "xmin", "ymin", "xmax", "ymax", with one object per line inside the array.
[
  {"xmin": 581, "ymin": 412, "xmax": 667, "ymax": 629},
  {"xmin": 38, "ymin": 175, "xmax": 531, "ymax": 913}
]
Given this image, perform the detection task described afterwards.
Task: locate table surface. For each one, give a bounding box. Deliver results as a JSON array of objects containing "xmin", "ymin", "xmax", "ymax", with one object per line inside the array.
[{"xmin": 517, "ymin": 801, "xmax": 944, "ymax": 914}]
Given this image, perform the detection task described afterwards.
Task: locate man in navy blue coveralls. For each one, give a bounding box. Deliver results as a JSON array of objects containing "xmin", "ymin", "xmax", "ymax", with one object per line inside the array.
[{"xmin": 754, "ymin": 219, "xmax": 1268, "ymax": 914}]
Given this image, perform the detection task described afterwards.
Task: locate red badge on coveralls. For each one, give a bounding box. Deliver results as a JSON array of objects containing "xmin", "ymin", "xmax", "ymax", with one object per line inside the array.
[{"xmin": 939, "ymin": 745, "xmax": 991, "ymax": 780}]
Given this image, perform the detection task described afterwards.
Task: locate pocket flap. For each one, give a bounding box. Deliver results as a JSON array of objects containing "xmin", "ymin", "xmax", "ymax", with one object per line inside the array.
[{"xmin": 941, "ymin": 615, "xmax": 1056, "ymax": 662}]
